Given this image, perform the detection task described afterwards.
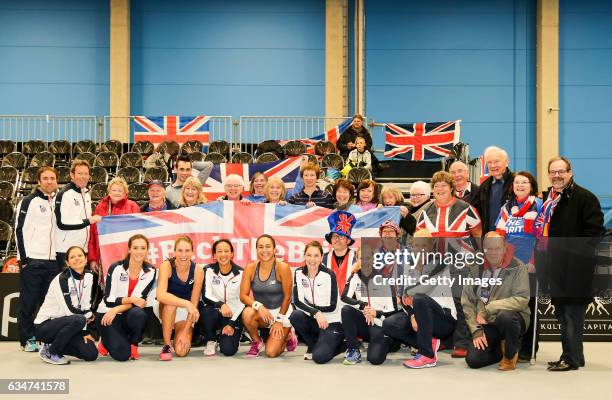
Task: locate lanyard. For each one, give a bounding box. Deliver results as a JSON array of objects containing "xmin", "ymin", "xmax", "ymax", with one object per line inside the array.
[{"xmin": 68, "ymin": 269, "xmax": 84, "ymax": 310}]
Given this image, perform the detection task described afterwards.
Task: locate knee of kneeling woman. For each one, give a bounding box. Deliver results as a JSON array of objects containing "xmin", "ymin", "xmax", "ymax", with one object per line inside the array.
[
  {"xmin": 68, "ymin": 314, "xmax": 87, "ymax": 326},
  {"xmin": 242, "ymin": 307, "xmax": 256, "ymax": 323},
  {"xmin": 341, "ymin": 305, "xmax": 356, "ymax": 318},
  {"xmin": 312, "ymin": 351, "xmax": 332, "ymax": 365},
  {"xmin": 175, "ymin": 344, "xmax": 191, "ymax": 357},
  {"xmin": 219, "ymin": 344, "xmax": 238, "ymax": 357},
  {"xmin": 83, "ymin": 348, "xmax": 99, "ymax": 362},
  {"xmin": 465, "ymin": 353, "xmax": 483, "ymax": 369},
  {"xmin": 412, "ymin": 293, "xmax": 428, "ymax": 307},
  {"xmin": 112, "ymin": 347, "xmax": 131, "ymax": 362},
  {"xmin": 367, "ymin": 353, "xmax": 386, "ymax": 366}
]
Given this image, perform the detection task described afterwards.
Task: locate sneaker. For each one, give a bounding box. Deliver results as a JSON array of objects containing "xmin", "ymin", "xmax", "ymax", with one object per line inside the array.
[
  {"xmin": 403, "ymin": 353, "xmax": 436, "ymax": 369},
  {"xmin": 22, "ymin": 337, "xmax": 39, "ymax": 352},
  {"xmin": 245, "ymin": 338, "xmax": 264, "ymax": 358},
  {"xmin": 159, "ymin": 344, "xmax": 173, "ymax": 361},
  {"xmin": 39, "ymin": 344, "xmax": 70, "ymax": 365},
  {"xmin": 130, "ymin": 344, "xmax": 140, "ymax": 360},
  {"xmin": 343, "ymin": 347, "xmax": 362, "ymax": 365},
  {"xmin": 97, "ymin": 341, "xmax": 109, "ymax": 356},
  {"xmin": 286, "ymin": 329, "xmax": 298, "ymax": 352},
  {"xmin": 203, "ymin": 341, "xmax": 217, "ymax": 357},
  {"xmin": 451, "ymin": 347, "xmax": 468, "ymax": 358}
]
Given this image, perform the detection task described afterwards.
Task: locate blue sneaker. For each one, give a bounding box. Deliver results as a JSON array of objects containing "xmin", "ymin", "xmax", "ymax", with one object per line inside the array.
[
  {"xmin": 39, "ymin": 344, "xmax": 70, "ymax": 365},
  {"xmin": 343, "ymin": 347, "xmax": 362, "ymax": 365},
  {"xmin": 21, "ymin": 337, "xmax": 39, "ymax": 352}
]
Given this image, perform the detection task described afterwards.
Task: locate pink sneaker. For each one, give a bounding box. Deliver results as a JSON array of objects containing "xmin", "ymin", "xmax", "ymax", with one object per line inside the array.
[
  {"xmin": 403, "ymin": 338, "xmax": 439, "ymax": 369},
  {"xmin": 286, "ymin": 329, "xmax": 298, "ymax": 352},
  {"xmin": 245, "ymin": 338, "xmax": 264, "ymax": 358},
  {"xmin": 159, "ymin": 344, "xmax": 173, "ymax": 361},
  {"xmin": 403, "ymin": 353, "xmax": 437, "ymax": 369}
]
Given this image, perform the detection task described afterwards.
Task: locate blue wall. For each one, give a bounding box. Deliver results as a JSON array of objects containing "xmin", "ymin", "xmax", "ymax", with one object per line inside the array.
[
  {"xmin": 364, "ymin": 0, "xmax": 536, "ymax": 173},
  {"xmin": 130, "ymin": 0, "xmax": 325, "ymax": 116},
  {"xmin": 0, "ymin": 0, "xmax": 109, "ymax": 116},
  {"xmin": 559, "ymin": 0, "xmax": 612, "ymax": 210}
]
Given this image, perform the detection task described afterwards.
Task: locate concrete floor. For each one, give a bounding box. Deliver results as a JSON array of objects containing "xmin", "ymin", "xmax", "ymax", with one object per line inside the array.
[{"xmin": 2, "ymin": 341, "xmax": 609, "ymax": 400}]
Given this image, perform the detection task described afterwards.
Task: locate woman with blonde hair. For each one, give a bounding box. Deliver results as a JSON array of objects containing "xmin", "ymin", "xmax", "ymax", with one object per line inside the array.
[
  {"xmin": 380, "ymin": 184, "xmax": 415, "ymax": 236},
  {"xmin": 263, "ymin": 176, "xmax": 287, "ymax": 205},
  {"xmin": 179, "ymin": 176, "xmax": 207, "ymax": 207},
  {"xmin": 88, "ymin": 177, "xmax": 140, "ymax": 271}
]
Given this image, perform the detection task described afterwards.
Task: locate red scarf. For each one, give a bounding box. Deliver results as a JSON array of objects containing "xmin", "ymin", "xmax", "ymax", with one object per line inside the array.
[{"xmin": 331, "ymin": 252, "xmax": 350, "ymax": 294}]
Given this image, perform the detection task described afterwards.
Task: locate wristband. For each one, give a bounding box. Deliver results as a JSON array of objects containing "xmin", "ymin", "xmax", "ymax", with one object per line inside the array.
[
  {"xmin": 252, "ymin": 301, "xmax": 262, "ymax": 311},
  {"xmin": 275, "ymin": 314, "xmax": 285, "ymax": 323}
]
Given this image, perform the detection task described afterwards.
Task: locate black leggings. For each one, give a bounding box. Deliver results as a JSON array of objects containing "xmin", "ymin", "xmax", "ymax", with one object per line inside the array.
[
  {"xmin": 383, "ymin": 294, "xmax": 456, "ymax": 358},
  {"xmin": 19, "ymin": 259, "xmax": 59, "ymax": 345},
  {"xmin": 289, "ymin": 310, "xmax": 345, "ymax": 364},
  {"xmin": 465, "ymin": 310, "xmax": 526, "ymax": 369},
  {"xmin": 96, "ymin": 307, "xmax": 149, "ymax": 361},
  {"xmin": 34, "ymin": 315, "xmax": 97, "ymax": 361},
  {"xmin": 341, "ymin": 306, "xmax": 394, "ymax": 365},
  {"xmin": 201, "ymin": 306, "xmax": 242, "ymax": 356}
]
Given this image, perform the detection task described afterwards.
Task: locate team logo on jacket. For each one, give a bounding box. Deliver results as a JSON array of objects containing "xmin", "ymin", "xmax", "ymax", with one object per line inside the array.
[
  {"xmin": 73, "ymin": 199, "xmax": 80, "ymax": 206},
  {"xmin": 212, "ymin": 276, "xmax": 221, "ymax": 285},
  {"xmin": 119, "ymin": 273, "xmax": 128, "ymax": 281},
  {"xmin": 301, "ymin": 278, "xmax": 310, "ymax": 288},
  {"xmin": 39, "ymin": 205, "xmax": 47, "ymax": 213}
]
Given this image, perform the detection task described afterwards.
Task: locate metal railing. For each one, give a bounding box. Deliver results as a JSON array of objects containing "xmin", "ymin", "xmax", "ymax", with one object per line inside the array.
[
  {"xmin": 238, "ymin": 115, "xmax": 360, "ymax": 146},
  {"xmin": 0, "ymin": 115, "xmax": 102, "ymax": 144}
]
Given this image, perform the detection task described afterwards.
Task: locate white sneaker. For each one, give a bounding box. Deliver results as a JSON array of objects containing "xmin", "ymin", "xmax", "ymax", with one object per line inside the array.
[
  {"xmin": 304, "ymin": 352, "xmax": 313, "ymax": 360},
  {"xmin": 203, "ymin": 341, "xmax": 217, "ymax": 357}
]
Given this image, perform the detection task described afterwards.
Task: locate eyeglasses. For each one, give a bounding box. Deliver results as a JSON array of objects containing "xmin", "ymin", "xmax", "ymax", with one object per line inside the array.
[
  {"xmin": 548, "ymin": 170, "xmax": 568, "ymax": 176},
  {"xmin": 225, "ymin": 184, "xmax": 242, "ymax": 188}
]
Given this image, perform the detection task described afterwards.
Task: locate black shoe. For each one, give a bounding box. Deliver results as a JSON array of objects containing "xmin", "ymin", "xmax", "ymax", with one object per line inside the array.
[
  {"xmin": 548, "ymin": 361, "xmax": 578, "ymax": 371},
  {"xmin": 547, "ymin": 359, "xmax": 563, "ymax": 367},
  {"xmin": 517, "ymin": 354, "xmax": 531, "ymax": 363}
]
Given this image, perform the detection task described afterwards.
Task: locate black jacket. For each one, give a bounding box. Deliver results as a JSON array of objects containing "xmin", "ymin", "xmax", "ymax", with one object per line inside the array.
[
  {"xmin": 477, "ymin": 168, "xmax": 514, "ymax": 233},
  {"xmin": 336, "ymin": 126, "xmax": 373, "ymax": 159},
  {"xmin": 456, "ymin": 181, "xmax": 481, "ymax": 208},
  {"xmin": 537, "ymin": 180, "xmax": 605, "ymax": 305}
]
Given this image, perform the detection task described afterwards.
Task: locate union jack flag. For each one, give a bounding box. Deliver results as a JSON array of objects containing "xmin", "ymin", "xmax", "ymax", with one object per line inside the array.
[
  {"xmin": 202, "ymin": 157, "xmax": 302, "ymax": 201},
  {"xmin": 277, "ymin": 117, "xmax": 353, "ymax": 153},
  {"xmin": 384, "ymin": 120, "xmax": 461, "ymax": 161},
  {"xmin": 132, "ymin": 115, "xmax": 211, "ymax": 147},
  {"xmin": 97, "ymin": 202, "xmax": 400, "ymax": 273}
]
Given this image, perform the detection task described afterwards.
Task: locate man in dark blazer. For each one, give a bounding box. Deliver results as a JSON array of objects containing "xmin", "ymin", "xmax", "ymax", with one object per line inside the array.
[
  {"xmin": 477, "ymin": 146, "xmax": 514, "ymax": 233},
  {"xmin": 537, "ymin": 156, "xmax": 605, "ymax": 371},
  {"xmin": 449, "ymin": 160, "xmax": 480, "ymax": 207}
]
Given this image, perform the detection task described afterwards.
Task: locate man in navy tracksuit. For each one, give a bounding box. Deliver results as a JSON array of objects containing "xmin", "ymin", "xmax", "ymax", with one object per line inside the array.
[{"xmin": 15, "ymin": 167, "xmax": 59, "ymax": 352}]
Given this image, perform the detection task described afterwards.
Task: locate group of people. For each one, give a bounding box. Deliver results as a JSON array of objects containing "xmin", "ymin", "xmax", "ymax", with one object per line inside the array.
[{"xmin": 14, "ymin": 142, "xmax": 605, "ymax": 373}]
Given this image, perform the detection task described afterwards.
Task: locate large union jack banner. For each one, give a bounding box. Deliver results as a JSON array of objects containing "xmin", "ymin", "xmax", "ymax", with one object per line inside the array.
[
  {"xmin": 201, "ymin": 157, "xmax": 302, "ymax": 201},
  {"xmin": 132, "ymin": 115, "xmax": 211, "ymax": 147},
  {"xmin": 384, "ymin": 120, "xmax": 461, "ymax": 161},
  {"xmin": 97, "ymin": 202, "xmax": 400, "ymax": 274}
]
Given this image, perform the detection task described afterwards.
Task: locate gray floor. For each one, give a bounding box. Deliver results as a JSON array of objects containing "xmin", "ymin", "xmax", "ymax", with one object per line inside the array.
[{"xmin": 2, "ymin": 341, "xmax": 609, "ymax": 399}]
